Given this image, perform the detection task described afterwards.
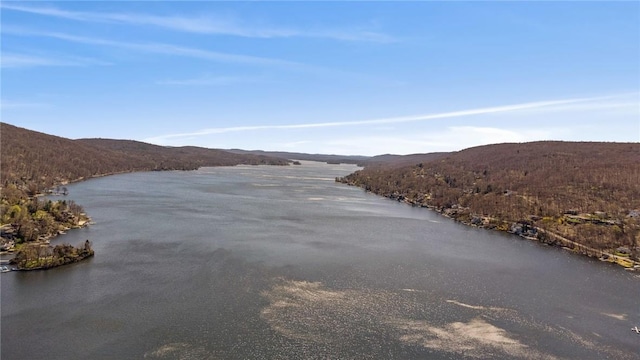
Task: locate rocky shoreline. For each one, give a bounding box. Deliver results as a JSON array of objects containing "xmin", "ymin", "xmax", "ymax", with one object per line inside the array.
[
  {"xmin": 1, "ymin": 218, "xmax": 91, "ymax": 254},
  {"xmin": 340, "ymin": 179, "xmax": 639, "ymax": 271},
  {"xmin": 10, "ymin": 251, "xmax": 94, "ymax": 271}
]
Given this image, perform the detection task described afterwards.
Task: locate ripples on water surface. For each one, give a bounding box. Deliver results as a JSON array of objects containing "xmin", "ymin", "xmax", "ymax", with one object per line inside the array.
[{"xmin": 2, "ymin": 162, "xmax": 639, "ymax": 359}]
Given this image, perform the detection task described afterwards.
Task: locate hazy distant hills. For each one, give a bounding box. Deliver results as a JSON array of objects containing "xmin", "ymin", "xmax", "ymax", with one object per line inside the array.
[
  {"xmin": 225, "ymin": 150, "xmax": 452, "ymax": 167},
  {"xmin": 364, "ymin": 152, "xmax": 450, "ymax": 168},
  {"xmin": 341, "ymin": 141, "xmax": 640, "ymax": 254},
  {"xmin": 0, "ymin": 122, "xmax": 288, "ymax": 192},
  {"xmin": 227, "ymin": 149, "xmax": 370, "ymax": 165}
]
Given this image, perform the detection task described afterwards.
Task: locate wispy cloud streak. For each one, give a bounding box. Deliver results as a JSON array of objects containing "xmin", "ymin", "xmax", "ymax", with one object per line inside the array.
[
  {"xmin": 1, "ymin": 3, "xmax": 395, "ymax": 42},
  {"xmin": 157, "ymin": 74, "xmax": 267, "ymax": 86},
  {"xmin": 1, "ymin": 52, "xmax": 110, "ymax": 68},
  {"xmin": 144, "ymin": 94, "xmax": 635, "ymax": 143},
  {"xmin": 0, "ymin": 99, "xmax": 49, "ymax": 109},
  {"xmin": 3, "ymin": 27, "xmax": 304, "ymax": 67}
]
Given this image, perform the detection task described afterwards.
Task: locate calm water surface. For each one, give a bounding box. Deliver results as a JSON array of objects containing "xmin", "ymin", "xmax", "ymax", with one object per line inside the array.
[{"xmin": 2, "ymin": 162, "xmax": 639, "ymax": 359}]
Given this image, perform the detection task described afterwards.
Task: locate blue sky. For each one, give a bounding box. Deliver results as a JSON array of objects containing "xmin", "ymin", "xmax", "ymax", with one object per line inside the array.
[{"xmin": 1, "ymin": 1, "xmax": 638, "ymax": 156}]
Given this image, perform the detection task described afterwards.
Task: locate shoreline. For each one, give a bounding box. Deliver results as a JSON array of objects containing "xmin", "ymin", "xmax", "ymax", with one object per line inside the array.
[
  {"xmin": 1, "ymin": 198, "xmax": 93, "ymax": 268},
  {"xmin": 11, "ymin": 251, "xmax": 94, "ymax": 271},
  {"xmin": 9, "ymin": 239, "xmax": 95, "ymax": 271},
  {"xmin": 341, "ymin": 180, "xmax": 639, "ymax": 271}
]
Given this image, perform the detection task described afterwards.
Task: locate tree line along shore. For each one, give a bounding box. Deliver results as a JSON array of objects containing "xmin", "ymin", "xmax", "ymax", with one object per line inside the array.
[{"xmin": 337, "ymin": 141, "xmax": 640, "ymax": 270}]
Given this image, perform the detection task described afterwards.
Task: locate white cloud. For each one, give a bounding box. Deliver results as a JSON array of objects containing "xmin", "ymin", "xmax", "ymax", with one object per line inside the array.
[
  {"xmin": 4, "ymin": 27, "xmax": 308, "ymax": 68},
  {"xmin": 1, "ymin": 52, "xmax": 110, "ymax": 68},
  {"xmin": 3, "ymin": 26, "xmax": 398, "ymax": 83},
  {"xmin": 274, "ymin": 126, "xmax": 561, "ymax": 156},
  {"xmin": 428, "ymin": 126, "xmax": 556, "ymax": 149},
  {"xmin": 142, "ymin": 94, "xmax": 631, "ymax": 144},
  {"xmin": 278, "ymin": 140, "xmax": 313, "ymax": 149},
  {"xmin": 1, "ymin": 3, "xmax": 395, "ymax": 42},
  {"xmin": 505, "ymin": 92, "xmax": 639, "ymax": 116},
  {"xmin": 156, "ymin": 74, "xmax": 268, "ymax": 86},
  {"xmin": 1, "ymin": 53, "xmax": 66, "ymax": 68}
]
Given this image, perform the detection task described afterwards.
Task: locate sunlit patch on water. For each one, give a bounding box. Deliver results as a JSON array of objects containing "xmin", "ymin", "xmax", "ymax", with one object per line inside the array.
[
  {"xmin": 260, "ymin": 278, "xmax": 553, "ymax": 358},
  {"xmin": 143, "ymin": 342, "xmax": 214, "ymax": 359},
  {"xmin": 446, "ymin": 299, "xmax": 509, "ymax": 312},
  {"xmin": 601, "ymin": 312, "xmax": 627, "ymax": 321},
  {"xmin": 401, "ymin": 288, "xmax": 425, "ymax": 293},
  {"xmin": 260, "ymin": 278, "xmax": 637, "ymax": 359},
  {"xmin": 388, "ymin": 317, "xmax": 541, "ymax": 359},
  {"xmin": 250, "ymin": 183, "xmax": 279, "ymax": 187}
]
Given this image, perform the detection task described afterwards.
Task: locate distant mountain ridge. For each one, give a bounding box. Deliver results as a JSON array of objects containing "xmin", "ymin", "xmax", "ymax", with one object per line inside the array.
[
  {"xmin": 226, "ymin": 149, "xmax": 370, "ymax": 165},
  {"xmin": 365, "ymin": 152, "xmax": 450, "ymax": 168},
  {"xmin": 226, "ymin": 150, "xmax": 453, "ymax": 167}
]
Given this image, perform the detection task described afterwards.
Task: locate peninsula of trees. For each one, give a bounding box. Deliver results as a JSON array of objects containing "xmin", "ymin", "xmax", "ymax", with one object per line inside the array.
[
  {"xmin": 338, "ymin": 141, "xmax": 640, "ymax": 266},
  {"xmin": 11, "ymin": 240, "xmax": 95, "ymax": 271}
]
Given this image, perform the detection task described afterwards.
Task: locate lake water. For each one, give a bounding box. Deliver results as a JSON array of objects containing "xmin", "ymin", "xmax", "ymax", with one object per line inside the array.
[{"xmin": 1, "ymin": 161, "xmax": 639, "ymax": 359}]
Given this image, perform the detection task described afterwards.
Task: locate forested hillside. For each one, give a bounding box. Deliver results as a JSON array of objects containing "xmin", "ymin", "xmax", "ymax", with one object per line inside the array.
[
  {"xmin": 339, "ymin": 141, "xmax": 640, "ymax": 260},
  {"xmin": 79, "ymin": 139, "xmax": 288, "ymax": 170},
  {"xmin": 0, "ymin": 122, "xmax": 288, "ymax": 245},
  {"xmin": 1, "ymin": 123, "xmax": 288, "ymax": 194}
]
